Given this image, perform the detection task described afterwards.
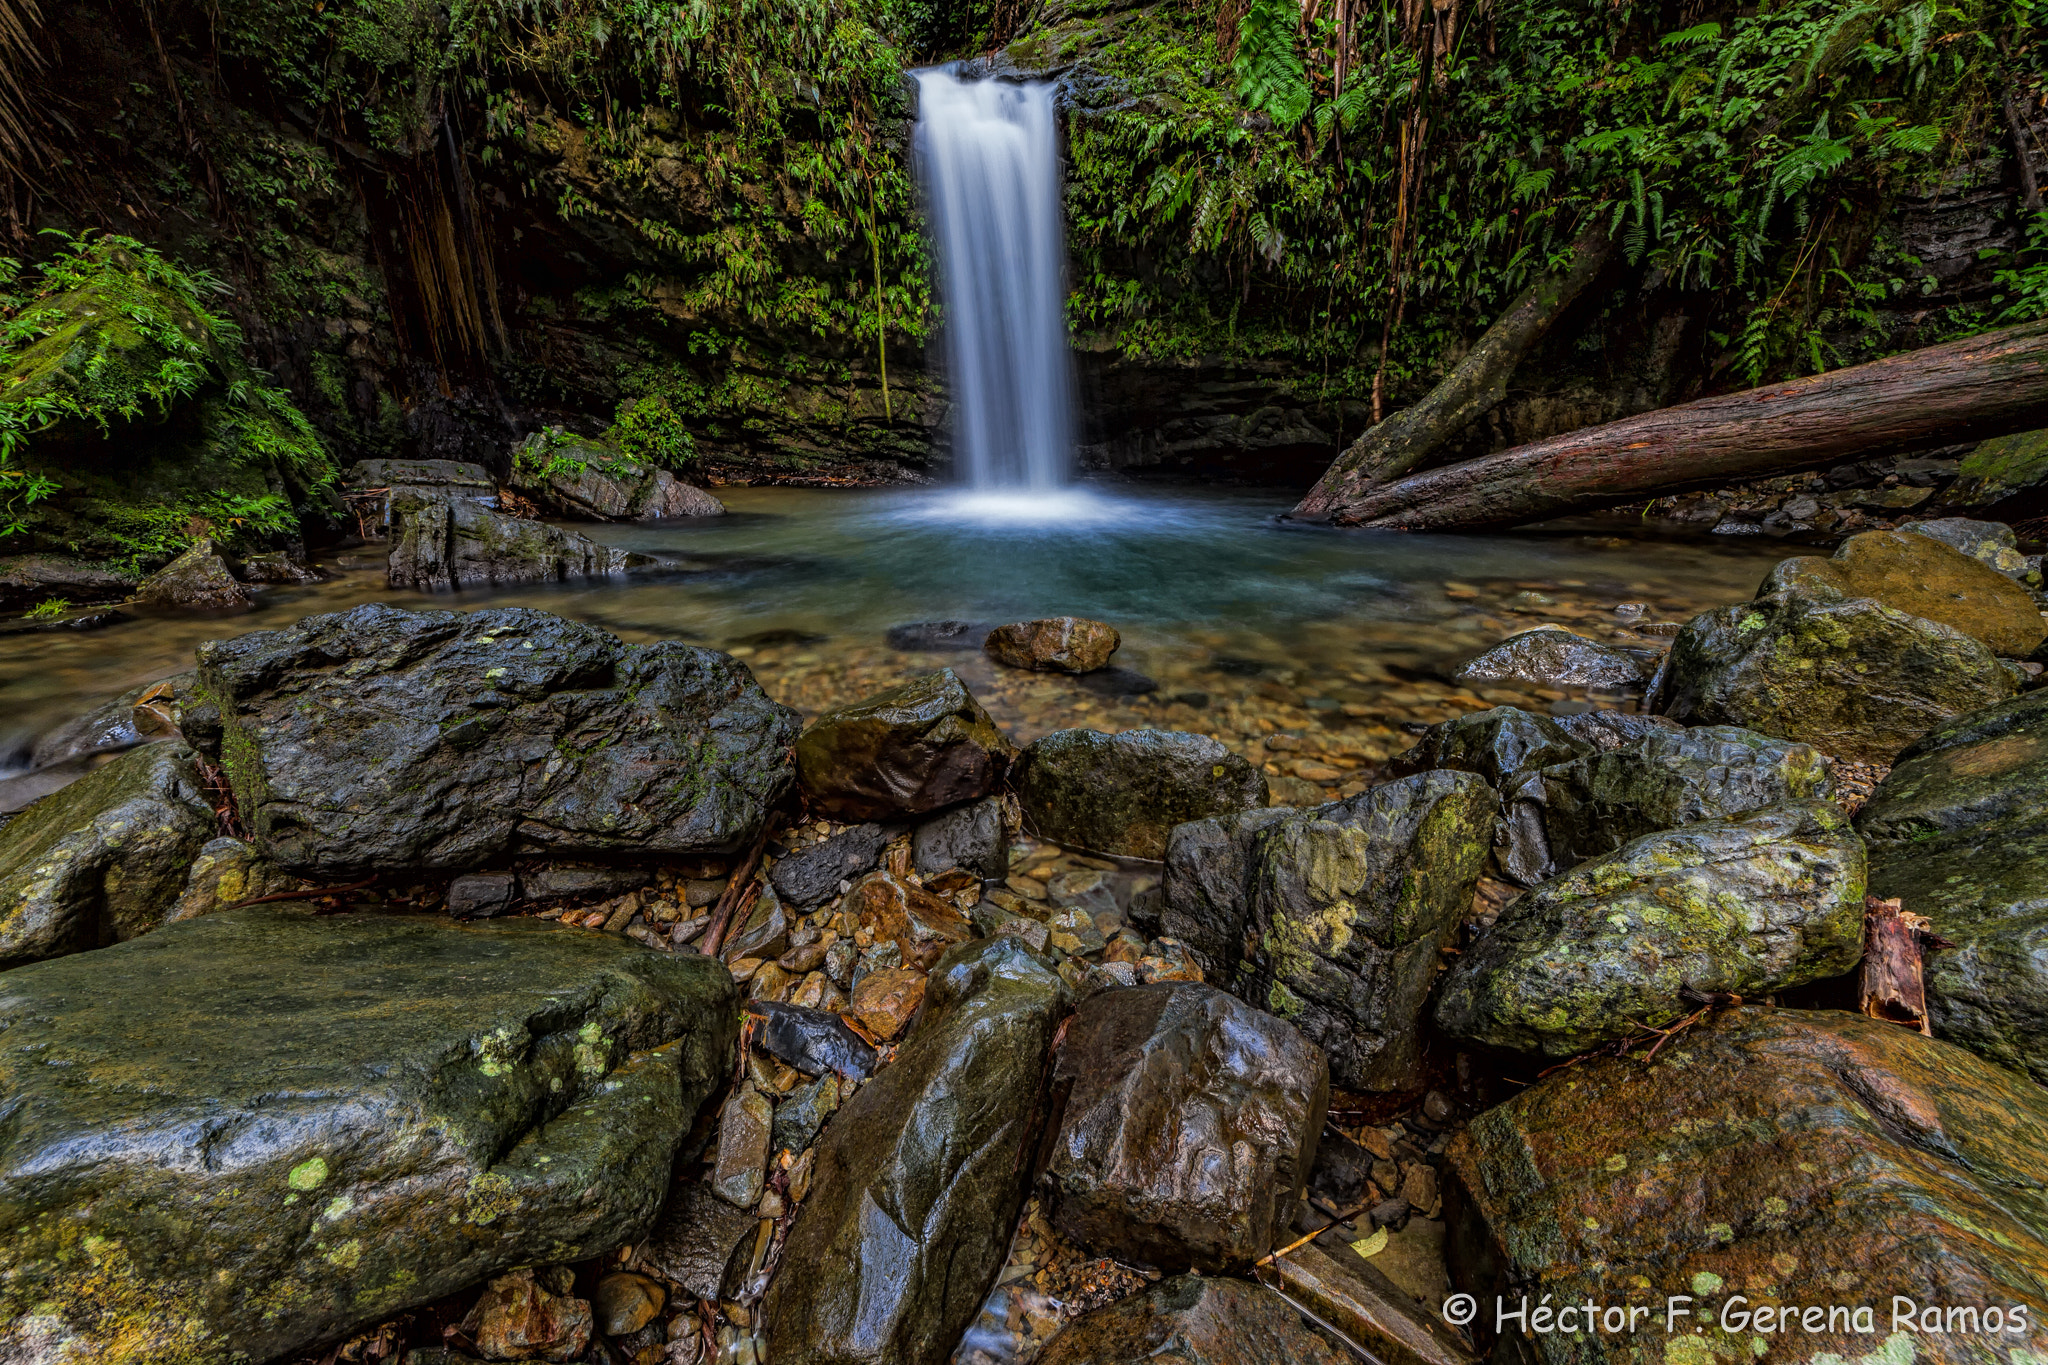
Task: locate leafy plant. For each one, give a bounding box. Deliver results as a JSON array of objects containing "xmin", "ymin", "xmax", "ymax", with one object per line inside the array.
[
  {"xmin": 605, "ymin": 395, "xmax": 695, "ymax": 470},
  {"xmin": 20, "ymin": 594, "xmax": 66, "ymax": 619}
]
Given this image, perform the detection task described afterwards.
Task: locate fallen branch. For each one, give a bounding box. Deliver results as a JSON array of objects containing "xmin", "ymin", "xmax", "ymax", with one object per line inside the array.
[
  {"xmin": 1860, "ymin": 895, "xmax": 1952, "ymax": 1035},
  {"xmin": 221, "ymin": 877, "xmax": 376, "ymax": 912},
  {"xmin": 700, "ymin": 824, "xmax": 775, "ymax": 960}
]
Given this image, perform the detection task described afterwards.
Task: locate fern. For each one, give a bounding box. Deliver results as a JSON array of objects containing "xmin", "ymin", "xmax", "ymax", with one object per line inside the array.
[{"xmin": 1234, "ymin": 0, "xmax": 1311, "ymax": 129}]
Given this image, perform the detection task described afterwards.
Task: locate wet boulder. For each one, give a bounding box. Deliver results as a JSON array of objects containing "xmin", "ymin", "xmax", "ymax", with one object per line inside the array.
[
  {"xmin": 166, "ymin": 835, "xmax": 297, "ymax": 922},
  {"xmin": 1435, "ymin": 801, "xmax": 1865, "ymax": 1057},
  {"xmin": 136, "ymin": 538, "xmax": 253, "ymax": 610},
  {"xmin": 634, "ymin": 1182, "xmax": 756, "ymax": 1301},
  {"xmin": 1444, "ymin": 1009, "xmax": 2048, "ymax": 1365},
  {"xmin": 0, "ymin": 742, "xmax": 218, "ymax": 969},
  {"xmin": 1452, "ymin": 627, "xmax": 1651, "ymax": 691},
  {"xmin": 983, "ymin": 615, "xmax": 1121, "ymax": 673},
  {"xmin": 387, "ymin": 496, "xmax": 653, "ymax": 592},
  {"xmin": 1904, "ymin": 517, "xmax": 2034, "ymax": 582},
  {"xmin": 794, "ymin": 669, "xmax": 1014, "ymax": 821},
  {"xmin": 1761, "ymin": 528, "xmax": 2046, "ymax": 656},
  {"xmin": 1549, "ymin": 709, "xmax": 1681, "ymax": 751},
  {"xmin": 1659, "ymin": 588, "xmax": 2016, "ymax": 762},
  {"xmin": 912, "ymin": 796, "xmax": 1007, "ymax": 880},
  {"xmin": 345, "ymin": 456, "xmax": 496, "ymax": 530},
  {"xmin": 761, "ymin": 937, "xmax": 1072, "ymax": 1365},
  {"xmin": 1856, "ymin": 688, "xmax": 2048, "ymax": 1086},
  {"xmin": 1159, "ymin": 807, "xmax": 1295, "ymax": 983},
  {"xmin": 1014, "ymin": 728, "xmax": 1268, "ymax": 860},
  {"xmin": 1035, "ymin": 1275, "xmax": 1351, "ymax": 1365},
  {"xmin": 238, "ymin": 549, "xmax": 326, "ymax": 584},
  {"xmin": 0, "ymin": 908, "xmax": 737, "ymax": 1365},
  {"xmin": 1236, "ymin": 771, "xmax": 1495, "ymax": 1091},
  {"xmin": 885, "ymin": 619, "xmax": 989, "ymax": 652},
  {"xmin": 191, "ymin": 604, "xmax": 799, "ymax": 877},
  {"xmin": 770, "ymin": 823, "xmax": 891, "ymax": 908},
  {"xmin": 1388, "ymin": 706, "xmax": 1592, "ymax": 788},
  {"xmin": 1043, "ymin": 982, "xmax": 1328, "ymax": 1272}
]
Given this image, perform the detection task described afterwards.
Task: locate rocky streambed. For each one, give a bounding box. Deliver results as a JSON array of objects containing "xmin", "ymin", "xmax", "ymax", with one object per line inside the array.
[{"xmin": 3, "ymin": 514, "xmax": 2048, "ymax": 1365}]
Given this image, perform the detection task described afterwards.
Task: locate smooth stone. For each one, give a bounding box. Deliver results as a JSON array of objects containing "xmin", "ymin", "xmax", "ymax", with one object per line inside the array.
[
  {"xmin": 885, "ymin": 619, "xmax": 989, "ymax": 651},
  {"xmin": 524, "ymin": 865, "xmax": 651, "ymax": 903},
  {"xmin": 849, "ymin": 964, "xmax": 926, "ymax": 1040},
  {"xmin": 1014, "ymin": 728, "xmax": 1268, "ymax": 860},
  {"xmin": 0, "ymin": 908, "xmax": 736, "ymax": 1363},
  {"xmin": 1159, "ymin": 806, "xmax": 1295, "ymax": 981},
  {"xmin": 722, "ymin": 887, "xmax": 791, "ymax": 963},
  {"xmin": 29, "ymin": 671, "xmax": 191, "ymax": 767},
  {"xmin": 593, "ymin": 1271, "xmax": 666, "ymax": 1337},
  {"xmin": 188, "ymin": 604, "xmax": 798, "ymax": 876},
  {"xmin": 1435, "ymin": 801, "xmax": 1866, "ymax": 1056},
  {"xmin": 1237, "ymin": 771, "xmax": 1495, "ymax": 1091},
  {"xmin": 1452, "ymin": 627, "xmax": 1650, "ymax": 690},
  {"xmin": 746, "ymin": 1000, "xmax": 877, "ymax": 1079},
  {"xmin": 770, "ymin": 823, "xmax": 891, "ymax": 907},
  {"xmin": 0, "ymin": 742, "xmax": 217, "ymax": 969},
  {"xmin": 387, "ymin": 495, "xmax": 654, "ymax": 592},
  {"xmin": 1044, "ymin": 982, "xmax": 1327, "ymax": 1272},
  {"xmin": 794, "ymin": 669, "xmax": 1015, "ymax": 821},
  {"xmin": 850, "ymin": 870, "xmax": 974, "ymax": 970},
  {"xmin": 910, "ymin": 797, "xmax": 1007, "ymax": 880},
  {"xmin": 711, "ymin": 1085, "xmax": 774, "ymax": 1208},
  {"xmin": 1903, "ymin": 517, "xmax": 2033, "ymax": 581},
  {"xmin": 1445, "ymin": 1009, "xmax": 2048, "ymax": 1365},
  {"xmin": 136, "ymin": 538, "xmax": 254, "ymax": 611},
  {"xmin": 770, "ymin": 1072, "xmax": 843, "ymax": 1157},
  {"xmin": 634, "ymin": 1181, "xmax": 757, "ymax": 1301},
  {"xmin": 1762, "ymin": 528, "xmax": 2046, "ymax": 655},
  {"xmin": 448, "ymin": 870, "xmax": 521, "ymax": 918},
  {"xmin": 761, "ymin": 938, "xmax": 1072, "ymax": 1365},
  {"xmin": 983, "ymin": 616, "xmax": 1121, "ymax": 673},
  {"xmin": 1034, "ymin": 1275, "xmax": 1350, "ymax": 1365}
]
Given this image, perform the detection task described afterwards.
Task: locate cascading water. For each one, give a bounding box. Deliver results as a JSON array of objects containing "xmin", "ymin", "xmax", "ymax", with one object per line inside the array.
[{"xmin": 913, "ymin": 68, "xmax": 1077, "ymax": 494}]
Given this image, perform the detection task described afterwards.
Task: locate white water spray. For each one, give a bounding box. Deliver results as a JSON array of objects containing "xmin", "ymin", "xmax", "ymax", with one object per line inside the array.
[{"xmin": 913, "ymin": 68, "xmax": 1077, "ymax": 495}]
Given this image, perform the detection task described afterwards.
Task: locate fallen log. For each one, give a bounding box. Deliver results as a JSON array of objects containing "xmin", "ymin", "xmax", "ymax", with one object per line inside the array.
[
  {"xmin": 1299, "ymin": 318, "xmax": 2048, "ymax": 530},
  {"xmin": 1859, "ymin": 896, "xmax": 1950, "ymax": 1035}
]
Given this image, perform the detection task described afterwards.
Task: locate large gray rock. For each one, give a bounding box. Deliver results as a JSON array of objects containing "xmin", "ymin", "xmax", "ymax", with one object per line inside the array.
[
  {"xmin": 1856, "ymin": 689, "xmax": 2048, "ymax": 1086},
  {"xmin": 388, "ymin": 495, "xmax": 652, "ymax": 592},
  {"xmin": 1452, "ymin": 628, "xmax": 1650, "ymax": 691},
  {"xmin": 508, "ymin": 431, "xmax": 722, "ymax": 521},
  {"xmin": 1035, "ymin": 1276, "xmax": 1351, "ymax": 1365},
  {"xmin": 1044, "ymin": 982, "xmax": 1327, "ymax": 1272},
  {"xmin": 794, "ymin": 670, "xmax": 1015, "ymax": 822},
  {"xmin": 1435, "ymin": 801, "xmax": 1866, "ymax": 1057},
  {"xmin": 1160, "ymin": 806, "xmax": 1295, "ymax": 981},
  {"xmin": 1014, "ymin": 729, "xmax": 1268, "ymax": 860},
  {"xmin": 1659, "ymin": 588, "xmax": 2017, "ymax": 762},
  {"xmin": 761, "ymin": 937, "xmax": 1071, "ymax": 1365},
  {"xmin": 136, "ymin": 538, "xmax": 253, "ymax": 611},
  {"xmin": 188, "ymin": 604, "xmax": 799, "ymax": 876},
  {"xmin": 0, "ymin": 742, "xmax": 217, "ymax": 969},
  {"xmin": 0, "ymin": 908, "xmax": 737, "ymax": 1365},
  {"xmin": 1236, "ymin": 771, "xmax": 1495, "ymax": 1091}
]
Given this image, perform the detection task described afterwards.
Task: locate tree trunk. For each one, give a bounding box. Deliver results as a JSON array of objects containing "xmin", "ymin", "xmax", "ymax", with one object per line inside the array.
[
  {"xmin": 1312, "ymin": 318, "xmax": 2048, "ymax": 530},
  {"xmin": 1292, "ymin": 224, "xmax": 1612, "ymax": 521},
  {"xmin": 1860, "ymin": 896, "xmax": 1947, "ymax": 1035}
]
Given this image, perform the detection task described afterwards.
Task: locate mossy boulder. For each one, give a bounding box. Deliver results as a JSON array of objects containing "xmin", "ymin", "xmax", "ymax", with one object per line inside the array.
[
  {"xmin": 507, "ymin": 430, "xmax": 722, "ymax": 521},
  {"xmin": 1014, "ymin": 729, "xmax": 1268, "ymax": 859},
  {"xmin": 1760, "ymin": 529, "xmax": 2046, "ymax": 656},
  {"xmin": 795, "ymin": 669, "xmax": 1015, "ymax": 821},
  {"xmin": 1235, "ymin": 771, "xmax": 1495, "ymax": 1091},
  {"xmin": 387, "ymin": 495, "xmax": 653, "ymax": 592},
  {"xmin": 1435, "ymin": 801, "xmax": 1865, "ymax": 1057},
  {"xmin": 0, "ymin": 742, "xmax": 218, "ymax": 969},
  {"xmin": 0, "ymin": 907, "xmax": 737, "ymax": 1365},
  {"xmin": 1949, "ymin": 426, "xmax": 2048, "ymax": 507},
  {"xmin": 1160, "ymin": 805, "xmax": 1296, "ymax": 980},
  {"xmin": 1903, "ymin": 517, "xmax": 2035, "ymax": 583},
  {"xmin": 761, "ymin": 937, "xmax": 1072, "ymax": 1365},
  {"xmin": 1857, "ymin": 689, "xmax": 2048, "ymax": 1087},
  {"xmin": 1659, "ymin": 589, "xmax": 2016, "ymax": 762},
  {"xmin": 190, "ymin": 604, "xmax": 800, "ymax": 877},
  {"xmin": 135, "ymin": 538, "xmax": 254, "ymax": 610},
  {"xmin": 1444, "ymin": 1009, "xmax": 2048, "ymax": 1365}
]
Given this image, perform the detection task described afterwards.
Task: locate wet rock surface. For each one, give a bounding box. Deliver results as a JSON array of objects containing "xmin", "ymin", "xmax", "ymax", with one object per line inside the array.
[
  {"xmin": 136, "ymin": 538, "xmax": 254, "ymax": 610},
  {"xmin": 761, "ymin": 937, "xmax": 1072, "ymax": 1365},
  {"xmin": 1043, "ymin": 982, "xmax": 1328, "ymax": 1272},
  {"xmin": 0, "ymin": 907, "xmax": 737, "ymax": 1364},
  {"xmin": 1445, "ymin": 1009, "xmax": 2048, "ymax": 1365},
  {"xmin": 1437, "ymin": 801, "xmax": 1866, "ymax": 1056},
  {"xmin": 1034, "ymin": 1275, "xmax": 1351, "ymax": 1365},
  {"xmin": 388, "ymin": 495, "xmax": 652, "ymax": 592},
  {"xmin": 1015, "ymin": 728, "xmax": 1268, "ymax": 859},
  {"xmin": 0, "ymin": 552, "xmax": 137, "ymax": 612},
  {"xmin": 794, "ymin": 668, "xmax": 1015, "ymax": 820},
  {"xmin": 1452, "ymin": 627, "xmax": 1650, "ymax": 691},
  {"xmin": 770, "ymin": 822, "xmax": 891, "ymax": 906},
  {"xmin": 1390, "ymin": 706, "xmax": 1592, "ymax": 789},
  {"xmin": 984, "ymin": 616, "xmax": 1122, "ymax": 673},
  {"xmin": 191, "ymin": 604, "xmax": 798, "ymax": 875},
  {"xmin": 1160, "ymin": 805, "xmax": 1295, "ymax": 979},
  {"xmin": 1904, "ymin": 516, "xmax": 2034, "ymax": 581},
  {"xmin": 1764, "ymin": 527, "xmax": 2047, "ymax": 655},
  {"xmin": 747, "ymin": 999, "xmax": 878, "ymax": 1078},
  {"xmin": 912, "ymin": 796, "xmax": 1007, "ymax": 879},
  {"xmin": 886, "ymin": 619, "xmax": 990, "ymax": 652}
]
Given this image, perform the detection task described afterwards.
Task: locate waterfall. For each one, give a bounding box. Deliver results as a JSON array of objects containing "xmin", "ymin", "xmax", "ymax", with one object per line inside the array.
[{"xmin": 913, "ymin": 69, "xmax": 1076, "ymax": 492}]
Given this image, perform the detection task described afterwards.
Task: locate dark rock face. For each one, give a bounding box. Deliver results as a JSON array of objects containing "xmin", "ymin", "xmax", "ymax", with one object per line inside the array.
[
  {"xmin": 1763, "ymin": 528, "xmax": 2046, "ymax": 656},
  {"xmin": 911, "ymin": 797, "xmax": 1007, "ymax": 880},
  {"xmin": 1034, "ymin": 1275, "xmax": 1351, "ymax": 1365},
  {"xmin": 193, "ymin": 604, "xmax": 799, "ymax": 876},
  {"xmin": 1452, "ymin": 628, "xmax": 1650, "ymax": 690},
  {"xmin": 1436, "ymin": 802, "xmax": 1866, "ymax": 1057},
  {"xmin": 136, "ymin": 539, "xmax": 253, "ymax": 610},
  {"xmin": 1549, "ymin": 709, "xmax": 1680, "ymax": 751},
  {"xmin": 771, "ymin": 823, "xmax": 891, "ymax": 907},
  {"xmin": 886, "ymin": 619, "xmax": 990, "ymax": 652},
  {"xmin": 0, "ymin": 908, "xmax": 737, "ymax": 1365},
  {"xmin": 0, "ymin": 742, "xmax": 217, "ymax": 969},
  {"xmin": 746, "ymin": 999, "xmax": 878, "ymax": 1079},
  {"xmin": 1014, "ymin": 729, "xmax": 1268, "ymax": 860},
  {"xmin": 1659, "ymin": 589, "xmax": 2016, "ymax": 761},
  {"xmin": 0, "ymin": 553, "xmax": 136, "ymax": 612},
  {"xmin": 794, "ymin": 669, "xmax": 1015, "ymax": 821},
  {"xmin": 1390, "ymin": 707, "xmax": 1592, "ymax": 788},
  {"xmin": 1044, "ymin": 982, "xmax": 1327, "ymax": 1272},
  {"xmin": 636, "ymin": 1182, "xmax": 756, "ymax": 1301},
  {"xmin": 1159, "ymin": 806, "xmax": 1295, "ymax": 980},
  {"xmin": 388, "ymin": 496, "xmax": 652, "ymax": 592},
  {"xmin": 984, "ymin": 616, "xmax": 1121, "ymax": 673},
  {"xmin": 1445, "ymin": 1009, "xmax": 2048, "ymax": 1365},
  {"xmin": 1857, "ymin": 689, "xmax": 2048, "ymax": 1086},
  {"xmin": 1238, "ymin": 771, "xmax": 1495, "ymax": 1091},
  {"xmin": 239, "ymin": 549, "xmax": 327, "ymax": 584},
  {"xmin": 761, "ymin": 937, "xmax": 1072, "ymax": 1365}
]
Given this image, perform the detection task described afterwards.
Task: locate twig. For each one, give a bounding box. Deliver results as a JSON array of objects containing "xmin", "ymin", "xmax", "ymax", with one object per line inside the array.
[
  {"xmin": 1254, "ymin": 1195, "xmax": 1377, "ymax": 1266},
  {"xmin": 701, "ymin": 822, "xmax": 776, "ymax": 960},
  {"xmin": 221, "ymin": 877, "xmax": 376, "ymax": 911}
]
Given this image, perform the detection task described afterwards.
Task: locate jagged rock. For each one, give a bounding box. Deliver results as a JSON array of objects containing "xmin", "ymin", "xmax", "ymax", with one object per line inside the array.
[
  {"xmin": 1035, "ymin": 1276, "xmax": 1350, "ymax": 1365},
  {"xmin": 1159, "ymin": 807, "xmax": 1294, "ymax": 982},
  {"xmin": 0, "ymin": 742, "xmax": 217, "ymax": 968},
  {"xmin": 0, "ymin": 553, "xmax": 136, "ymax": 612},
  {"xmin": 0, "ymin": 908, "xmax": 736, "ymax": 1364},
  {"xmin": 1761, "ymin": 528, "xmax": 2045, "ymax": 655},
  {"xmin": 189, "ymin": 604, "xmax": 798, "ymax": 876},
  {"xmin": 1659, "ymin": 588, "xmax": 2016, "ymax": 761},
  {"xmin": 388, "ymin": 496, "xmax": 653, "ymax": 592},
  {"xmin": 886, "ymin": 620, "xmax": 990, "ymax": 652},
  {"xmin": 771, "ymin": 1072, "xmax": 844, "ymax": 1156},
  {"xmin": 849, "ymin": 964, "xmax": 926, "ymax": 1040},
  {"xmin": 711, "ymin": 1085, "xmax": 773, "ymax": 1208},
  {"xmin": 761, "ymin": 938, "xmax": 1072, "ymax": 1365},
  {"xmin": 1436, "ymin": 801, "xmax": 1865, "ymax": 1056},
  {"xmin": 770, "ymin": 823, "xmax": 891, "ymax": 907},
  {"xmin": 1549, "ymin": 709, "xmax": 1681, "ymax": 750},
  {"xmin": 1904, "ymin": 517, "xmax": 2034, "ymax": 582},
  {"xmin": 984, "ymin": 616, "xmax": 1121, "ymax": 673},
  {"xmin": 1857, "ymin": 688, "xmax": 2048, "ymax": 1086},
  {"xmin": 507, "ymin": 430, "xmax": 723, "ymax": 520},
  {"xmin": 1452, "ymin": 627, "xmax": 1650, "ymax": 691},
  {"xmin": 1237, "ymin": 771, "xmax": 1495, "ymax": 1091},
  {"xmin": 912, "ymin": 796, "xmax": 1007, "ymax": 880},
  {"xmin": 347, "ymin": 456, "xmax": 495, "ymax": 503},
  {"xmin": 722, "ymin": 885, "xmax": 791, "ymax": 962},
  {"xmin": 1270, "ymin": 1243, "xmax": 1478, "ymax": 1365},
  {"xmin": 136, "ymin": 538, "xmax": 254, "ymax": 610},
  {"xmin": 794, "ymin": 669, "xmax": 1015, "ymax": 821},
  {"xmin": 1044, "ymin": 982, "xmax": 1327, "ymax": 1272},
  {"xmin": 1444, "ymin": 1009, "xmax": 2048, "ymax": 1365},
  {"xmin": 165, "ymin": 835, "xmax": 295, "ymax": 921},
  {"xmin": 1014, "ymin": 729, "xmax": 1267, "ymax": 860},
  {"xmin": 1389, "ymin": 707, "xmax": 1592, "ymax": 787},
  {"xmin": 850, "ymin": 870, "xmax": 974, "ymax": 970},
  {"xmin": 643, "ymin": 468, "xmax": 725, "ymax": 518}
]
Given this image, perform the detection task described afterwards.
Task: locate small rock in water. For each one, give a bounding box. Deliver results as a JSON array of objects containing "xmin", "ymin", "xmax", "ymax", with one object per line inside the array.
[
  {"xmin": 136, "ymin": 539, "xmax": 254, "ymax": 611},
  {"xmin": 1076, "ymin": 665, "xmax": 1158, "ymax": 697},
  {"xmin": 592, "ymin": 1271, "xmax": 666, "ymax": 1338},
  {"xmin": 1452, "ymin": 627, "xmax": 1650, "ymax": 691},
  {"xmin": 886, "ymin": 619, "xmax": 991, "ymax": 651},
  {"xmin": 984, "ymin": 616, "xmax": 1122, "ymax": 673},
  {"xmin": 747, "ymin": 999, "xmax": 879, "ymax": 1078}
]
